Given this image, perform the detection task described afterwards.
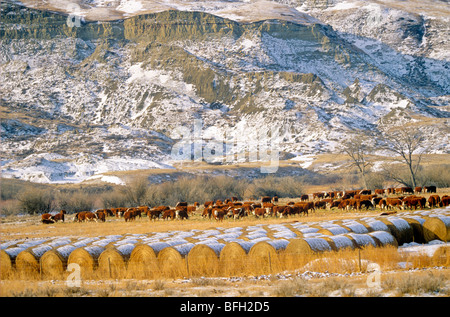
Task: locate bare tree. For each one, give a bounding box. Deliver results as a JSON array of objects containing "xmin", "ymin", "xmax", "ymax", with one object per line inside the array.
[
  {"xmin": 341, "ymin": 133, "xmax": 373, "ymax": 189},
  {"xmin": 377, "ymin": 126, "xmax": 433, "ymax": 188},
  {"xmin": 121, "ymin": 176, "xmax": 149, "ymax": 206}
]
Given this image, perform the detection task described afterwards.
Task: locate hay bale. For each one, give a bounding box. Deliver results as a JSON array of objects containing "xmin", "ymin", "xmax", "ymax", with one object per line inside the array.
[
  {"xmin": 283, "ymin": 238, "xmax": 333, "ymax": 269},
  {"xmin": 402, "ymin": 217, "xmax": 426, "ymax": 244},
  {"xmin": 361, "ymin": 220, "xmax": 390, "ymax": 233},
  {"xmin": 0, "ymin": 249, "xmax": 14, "ymax": 278},
  {"xmin": 317, "ymin": 226, "xmax": 350, "ymax": 236},
  {"xmin": 431, "ymin": 245, "xmax": 450, "ymax": 266},
  {"xmin": 322, "ymin": 235, "xmax": 356, "ymax": 251},
  {"xmin": 378, "ymin": 217, "xmax": 414, "ymax": 245},
  {"xmin": 219, "ymin": 241, "xmax": 253, "ymax": 276},
  {"xmin": 97, "ymin": 244, "xmax": 135, "ymax": 279},
  {"xmin": 15, "ymin": 244, "xmax": 53, "ymax": 277},
  {"xmin": 40, "ymin": 244, "xmax": 77, "ymax": 278},
  {"xmin": 157, "ymin": 245, "xmax": 191, "ymax": 278},
  {"xmin": 67, "ymin": 245, "xmax": 104, "ymax": 278},
  {"xmin": 247, "ymin": 241, "xmax": 283, "ymax": 275},
  {"xmin": 187, "ymin": 243, "xmax": 224, "ymax": 277},
  {"xmin": 127, "ymin": 243, "xmax": 164, "ymax": 279},
  {"xmin": 344, "ymin": 233, "xmax": 377, "ymax": 249},
  {"xmin": 423, "ymin": 216, "xmax": 450, "ymax": 242},
  {"xmin": 340, "ymin": 221, "xmax": 369, "ymax": 234},
  {"xmin": 368, "ymin": 231, "xmax": 398, "ymax": 248}
]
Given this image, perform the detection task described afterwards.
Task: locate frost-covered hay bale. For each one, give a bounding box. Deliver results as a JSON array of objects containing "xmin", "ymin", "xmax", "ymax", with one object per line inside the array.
[
  {"xmin": 340, "ymin": 221, "xmax": 369, "ymax": 234},
  {"xmin": 423, "ymin": 216, "xmax": 450, "ymax": 242},
  {"xmin": 0, "ymin": 249, "xmax": 13, "ymax": 278},
  {"xmin": 344, "ymin": 233, "xmax": 377, "ymax": 249},
  {"xmin": 98, "ymin": 244, "xmax": 135, "ymax": 279},
  {"xmin": 402, "ymin": 217, "xmax": 426, "ymax": 244},
  {"xmin": 362, "ymin": 220, "xmax": 390, "ymax": 233},
  {"xmin": 15, "ymin": 244, "xmax": 53, "ymax": 277},
  {"xmin": 317, "ymin": 226, "xmax": 350, "ymax": 236},
  {"xmin": 247, "ymin": 241, "xmax": 284, "ymax": 275},
  {"xmin": 67, "ymin": 245, "xmax": 104, "ymax": 277},
  {"xmin": 40, "ymin": 245, "xmax": 77, "ymax": 278},
  {"xmin": 368, "ymin": 231, "xmax": 398, "ymax": 248},
  {"xmin": 378, "ymin": 217, "xmax": 414, "ymax": 245},
  {"xmin": 157, "ymin": 246, "xmax": 189, "ymax": 278},
  {"xmin": 322, "ymin": 235, "xmax": 355, "ymax": 251},
  {"xmin": 219, "ymin": 241, "xmax": 254, "ymax": 276},
  {"xmin": 127, "ymin": 243, "xmax": 162, "ymax": 279},
  {"xmin": 187, "ymin": 243, "xmax": 224, "ymax": 277},
  {"xmin": 284, "ymin": 238, "xmax": 333, "ymax": 269}
]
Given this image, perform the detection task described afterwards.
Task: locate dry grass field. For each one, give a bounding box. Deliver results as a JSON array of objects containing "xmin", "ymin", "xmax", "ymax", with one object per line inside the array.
[{"xmin": 1, "ymin": 190, "xmax": 449, "ymax": 297}]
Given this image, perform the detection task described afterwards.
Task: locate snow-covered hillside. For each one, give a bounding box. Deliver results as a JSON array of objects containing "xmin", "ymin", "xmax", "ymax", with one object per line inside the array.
[{"xmin": 1, "ymin": 0, "xmax": 449, "ymax": 183}]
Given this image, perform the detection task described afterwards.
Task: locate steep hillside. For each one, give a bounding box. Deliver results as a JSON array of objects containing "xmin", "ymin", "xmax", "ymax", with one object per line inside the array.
[{"xmin": 1, "ymin": 0, "xmax": 449, "ymax": 183}]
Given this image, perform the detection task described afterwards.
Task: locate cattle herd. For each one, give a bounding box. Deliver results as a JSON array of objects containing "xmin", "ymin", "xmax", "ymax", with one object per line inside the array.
[{"xmin": 41, "ymin": 185, "xmax": 449, "ymax": 224}]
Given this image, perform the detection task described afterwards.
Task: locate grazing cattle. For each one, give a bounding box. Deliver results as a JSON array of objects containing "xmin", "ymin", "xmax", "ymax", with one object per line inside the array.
[
  {"xmin": 95, "ymin": 210, "xmax": 106, "ymax": 222},
  {"xmin": 277, "ymin": 206, "xmax": 293, "ymax": 218},
  {"xmin": 227, "ymin": 207, "xmax": 246, "ymax": 220},
  {"xmin": 300, "ymin": 194, "xmax": 309, "ymax": 201},
  {"xmin": 253, "ymin": 207, "xmax": 267, "ymax": 218},
  {"xmin": 375, "ymin": 189, "xmax": 385, "ymax": 195},
  {"xmin": 41, "ymin": 213, "xmax": 54, "ymax": 224},
  {"xmin": 187, "ymin": 206, "xmax": 197, "ymax": 215},
  {"xmin": 414, "ymin": 187, "xmax": 422, "ymax": 194},
  {"xmin": 204, "ymin": 201, "xmax": 214, "ymax": 208},
  {"xmin": 378, "ymin": 199, "xmax": 387, "ymax": 210},
  {"xmin": 441, "ymin": 195, "xmax": 449, "ymax": 207},
  {"xmin": 261, "ymin": 196, "xmax": 272, "ymax": 204},
  {"xmin": 386, "ymin": 198, "xmax": 402, "ymax": 209},
  {"xmin": 423, "ymin": 186, "xmax": 437, "ymax": 193},
  {"xmin": 291, "ymin": 204, "xmax": 308, "ymax": 216},
  {"xmin": 328, "ymin": 199, "xmax": 342, "ymax": 209},
  {"xmin": 359, "ymin": 189, "xmax": 371, "ymax": 195},
  {"xmin": 202, "ymin": 207, "xmax": 213, "ymax": 219},
  {"xmin": 402, "ymin": 197, "xmax": 426, "ymax": 210},
  {"xmin": 162, "ymin": 209, "xmax": 176, "ymax": 220},
  {"xmin": 295, "ymin": 202, "xmax": 314, "ymax": 214},
  {"xmin": 176, "ymin": 202, "xmax": 188, "ymax": 208},
  {"xmin": 75, "ymin": 211, "xmax": 97, "ymax": 222},
  {"xmin": 312, "ymin": 192, "xmax": 325, "ymax": 200},
  {"xmin": 124, "ymin": 209, "xmax": 137, "ymax": 222},
  {"xmin": 175, "ymin": 208, "xmax": 189, "ymax": 220},
  {"xmin": 51, "ymin": 210, "xmax": 66, "ymax": 222},
  {"xmin": 357, "ymin": 200, "xmax": 374, "ymax": 211},
  {"xmin": 272, "ymin": 196, "xmax": 279, "ymax": 203},
  {"xmin": 213, "ymin": 208, "xmax": 226, "ymax": 221},
  {"xmin": 428, "ymin": 195, "xmax": 441, "ymax": 208},
  {"xmin": 314, "ymin": 200, "xmax": 327, "ymax": 210},
  {"xmin": 396, "ymin": 187, "xmax": 414, "ymax": 194},
  {"xmin": 147, "ymin": 206, "xmax": 168, "ymax": 220},
  {"xmin": 386, "ymin": 188, "xmax": 396, "ymax": 195}
]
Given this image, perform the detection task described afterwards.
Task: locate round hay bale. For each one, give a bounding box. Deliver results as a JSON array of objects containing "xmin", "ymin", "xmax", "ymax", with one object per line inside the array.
[
  {"xmin": 368, "ymin": 231, "xmax": 398, "ymax": 248},
  {"xmin": 403, "ymin": 217, "xmax": 426, "ymax": 244},
  {"xmin": 40, "ymin": 245, "xmax": 77, "ymax": 278},
  {"xmin": 322, "ymin": 235, "xmax": 355, "ymax": 251},
  {"xmin": 340, "ymin": 221, "xmax": 369, "ymax": 234},
  {"xmin": 377, "ymin": 217, "xmax": 414, "ymax": 245},
  {"xmin": 187, "ymin": 243, "xmax": 223, "ymax": 277},
  {"xmin": 157, "ymin": 246, "xmax": 189, "ymax": 278},
  {"xmin": 344, "ymin": 233, "xmax": 377, "ymax": 249},
  {"xmin": 219, "ymin": 241, "xmax": 253, "ymax": 276},
  {"xmin": 317, "ymin": 226, "xmax": 350, "ymax": 236},
  {"xmin": 127, "ymin": 243, "xmax": 161, "ymax": 279},
  {"xmin": 15, "ymin": 245, "xmax": 53, "ymax": 277},
  {"xmin": 67, "ymin": 245, "xmax": 104, "ymax": 278},
  {"xmin": 97, "ymin": 244, "xmax": 135, "ymax": 279},
  {"xmin": 423, "ymin": 216, "xmax": 450, "ymax": 242},
  {"xmin": 247, "ymin": 241, "xmax": 282, "ymax": 275},
  {"xmin": 361, "ymin": 220, "xmax": 390, "ymax": 233},
  {"xmin": 283, "ymin": 238, "xmax": 333, "ymax": 269},
  {"xmin": 0, "ymin": 249, "xmax": 13, "ymax": 278}
]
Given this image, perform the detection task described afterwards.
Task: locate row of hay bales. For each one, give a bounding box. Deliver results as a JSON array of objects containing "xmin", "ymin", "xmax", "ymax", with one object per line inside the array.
[{"xmin": 1, "ymin": 208, "xmax": 449, "ymax": 279}]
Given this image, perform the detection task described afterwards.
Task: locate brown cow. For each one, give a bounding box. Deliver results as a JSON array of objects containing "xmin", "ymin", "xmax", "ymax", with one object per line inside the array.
[
  {"xmin": 95, "ymin": 210, "xmax": 106, "ymax": 222},
  {"xmin": 428, "ymin": 195, "xmax": 441, "ymax": 208},
  {"xmin": 147, "ymin": 206, "xmax": 168, "ymax": 220},
  {"xmin": 162, "ymin": 209, "xmax": 176, "ymax": 220},
  {"xmin": 51, "ymin": 210, "xmax": 66, "ymax": 222},
  {"xmin": 414, "ymin": 187, "xmax": 422, "ymax": 194},
  {"xmin": 41, "ymin": 213, "xmax": 54, "ymax": 224},
  {"xmin": 253, "ymin": 207, "xmax": 267, "ymax": 218},
  {"xmin": 300, "ymin": 194, "xmax": 309, "ymax": 201},
  {"xmin": 441, "ymin": 195, "xmax": 449, "ymax": 207},
  {"xmin": 357, "ymin": 200, "xmax": 374, "ymax": 211},
  {"xmin": 375, "ymin": 189, "xmax": 385, "ymax": 195},
  {"xmin": 402, "ymin": 196, "xmax": 426, "ymax": 210},
  {"xmin": 175, "ymin": 207, "xmax": 189, "ymax": 220},
  {"xmin": 213, "ymin": 208, "xmax": 226, "ymax": 221}
]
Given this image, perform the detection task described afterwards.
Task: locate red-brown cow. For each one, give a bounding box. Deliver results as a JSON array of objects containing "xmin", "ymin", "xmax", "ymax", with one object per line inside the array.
[{"xmin": 428, "ymin": 195, "xmax": 441, "ymax": 208}]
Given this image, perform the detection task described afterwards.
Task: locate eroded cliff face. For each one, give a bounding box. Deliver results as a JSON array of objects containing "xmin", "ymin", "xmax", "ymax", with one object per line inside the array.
[{"xmin": 1, "ymin": 1, "xmax": 448, "ymax": 183}]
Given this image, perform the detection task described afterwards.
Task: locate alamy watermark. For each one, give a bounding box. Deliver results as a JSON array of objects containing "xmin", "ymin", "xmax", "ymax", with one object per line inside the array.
[{"xmin": 170, "ymin": 119, "xmax": 281, "ymax": 173}]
